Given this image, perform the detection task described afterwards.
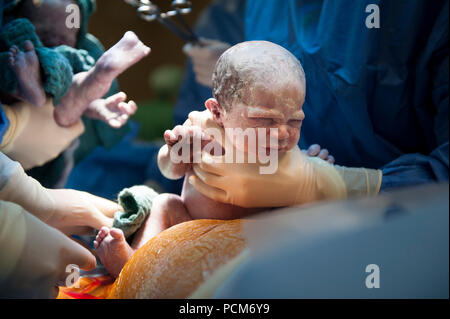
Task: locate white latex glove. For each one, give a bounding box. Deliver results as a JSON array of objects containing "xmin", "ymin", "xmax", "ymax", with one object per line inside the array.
[
  {"xmin": 0, "ymin": 155, "xmax": 118, "ymax": 232},
  {"xmin": 0, "ymin": 201, "xmax": 96, "ymax": 298},
  {"xmin": 0, "ymin": 99, "xmax": 84, "ymax": 170},
  {"xmin": 183, "ymin": 38, "xmax": 231, "ymax": 87},
  {"xmin": 189, "ymin": 146, "xmax": 382, "ymax": 208}
]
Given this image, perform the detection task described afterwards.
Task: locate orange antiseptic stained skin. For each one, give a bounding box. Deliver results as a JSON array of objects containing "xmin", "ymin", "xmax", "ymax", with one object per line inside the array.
[{"xmin": 109, "ymin": 219, "xmax": 245, "ymax": 299}]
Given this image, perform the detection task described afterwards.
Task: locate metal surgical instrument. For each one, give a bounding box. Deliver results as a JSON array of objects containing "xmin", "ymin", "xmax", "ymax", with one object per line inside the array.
[{"xmin": 124, "ymin": 0, "xmax": 200, "ymax": 44}]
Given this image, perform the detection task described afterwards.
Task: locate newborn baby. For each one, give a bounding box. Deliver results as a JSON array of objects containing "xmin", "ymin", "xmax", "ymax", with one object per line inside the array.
[
  {"xmin": 95, "ymin": 41, "xmax": 322, "ymax": 277},
  {"xmin": 6, "ymin": 0, "xmax": 149, "ymax": 128}
]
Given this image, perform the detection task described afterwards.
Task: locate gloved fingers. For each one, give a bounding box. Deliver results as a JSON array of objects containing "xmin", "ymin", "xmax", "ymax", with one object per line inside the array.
[
  {"xmin": 327, "ymin": 155, "xmax": 335, "ymax": 164},
  {"xmin": 306, "ymin": 144, "xmax": 321, "ymax": 156},
  {"xmin": 198, "ymin": 151, "xmax": 227, "ymax": 175},
  {"xmin": 47, "ymin": 189, "xmax": 120, "ymax": 230},
  {"xmin": 83, "ymin": 192, "xmax": 122, "ymax": 218},
  {"xmin": 188, "ymin": 174, "xmax": 228, "ymax": 203},
  {"xmin": 318, "ymin": 149, "xmax": 329, "ymax": 160},
  {"xmin": 65, "ymin": 237, "xmax": 97, "ymax": 271},
  {"xmin": 86, "ymin": 206, "xmax": 114, "ymax": 230},
  {"xmin": 192, "ymin": 164, "xmax": 225, "ymax": 189}
]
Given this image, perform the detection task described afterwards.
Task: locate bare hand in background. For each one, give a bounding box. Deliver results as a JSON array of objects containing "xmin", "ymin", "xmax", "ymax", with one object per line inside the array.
[{"xmin": 183, "ymin": 38, "xmax": 231, "ymax": 88}]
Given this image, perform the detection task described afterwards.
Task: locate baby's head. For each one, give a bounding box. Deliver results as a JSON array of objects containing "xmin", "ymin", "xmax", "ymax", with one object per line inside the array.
[
  {"xmin": 18, "ymin": 0, "xmax": 79, "ymax": 47},
  {"xmin": 205, "ymin": 41, "xmax": 306, "ymax": 154}
]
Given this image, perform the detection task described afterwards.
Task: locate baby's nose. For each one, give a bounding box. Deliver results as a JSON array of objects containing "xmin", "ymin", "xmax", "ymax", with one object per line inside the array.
[
  {"xmin": 267, "ymin": 126, "xmax": 290, "ymax": 148},
  {"xmin": 274, "ymin": 125, "xmax": 290, "ymax": 140}
]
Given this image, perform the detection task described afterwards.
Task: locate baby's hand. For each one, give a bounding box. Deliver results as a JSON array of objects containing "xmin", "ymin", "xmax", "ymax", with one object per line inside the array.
[
  {"xmin": 302, "ymin": 144, "xmax": 335, "ymax": 164},
  {"xmin": 164, "ymin": 125, "xmax": 209, "ymax": 163},
  {"xmin": 84, "ymin": 92, "xmax": 137, "ymax": 128}
]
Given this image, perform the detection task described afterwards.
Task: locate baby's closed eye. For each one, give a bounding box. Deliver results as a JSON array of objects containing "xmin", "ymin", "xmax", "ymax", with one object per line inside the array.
[
  {"xmin": 288, "ymin": 119, "xmax": 302, "ymax": 128},
  {"xmin": 248, "ymin": 117, "xmax": 275, "ymax": 126}
]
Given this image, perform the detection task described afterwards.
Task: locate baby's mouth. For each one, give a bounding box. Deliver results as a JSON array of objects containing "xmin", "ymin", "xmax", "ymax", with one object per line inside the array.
[
  {"xmin": 259, "ymin": 145, "xmax": 286, "ymax": 155},
  {"xmin": 271, "ymin": 141, "xmax": 289, "ymax": 150}
]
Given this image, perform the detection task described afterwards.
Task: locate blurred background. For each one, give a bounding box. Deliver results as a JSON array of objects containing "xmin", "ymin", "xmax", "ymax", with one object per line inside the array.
[
  {"xmin": 88, "ymin": 0, "xmax": 211, "ymax": 141},
  {"xmin": 64, "ymin": 0, "xmax": 245, "ymax": 198}
]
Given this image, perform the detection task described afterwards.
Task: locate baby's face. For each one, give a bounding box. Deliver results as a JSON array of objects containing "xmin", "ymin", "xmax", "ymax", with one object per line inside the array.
[
  {"xmin": 25, "ymin": 0, "xmax": 79, "ymax": 47},
  {"xmin": 221, "ymin": 80, "xmax": 305, "ymax": 154}
]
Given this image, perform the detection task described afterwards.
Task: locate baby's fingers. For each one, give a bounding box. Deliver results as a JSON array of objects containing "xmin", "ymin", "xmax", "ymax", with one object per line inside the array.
[
  {"xmin": 105, "ymin": 92, "xmax": 127, "ymax": 107},
  {"xmin": 164, "ymin": 129, "xmax": 178, "ymax": 146},
  {"xmin": 117, "ymin": 101, "xmax": 135, "ymax": 116},
  {"xmin": 171, "ymin": 125, "xmax": 204, "ymax": 143},
  {"xmin": 127, "ymin": 100, "xmax": 137, "ymax": 115}
]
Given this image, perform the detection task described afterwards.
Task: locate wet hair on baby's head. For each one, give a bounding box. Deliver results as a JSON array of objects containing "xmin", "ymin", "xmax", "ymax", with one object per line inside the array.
[{"xmin": 212, "ymin": 41, "xmax": 306, "ymax": 110}]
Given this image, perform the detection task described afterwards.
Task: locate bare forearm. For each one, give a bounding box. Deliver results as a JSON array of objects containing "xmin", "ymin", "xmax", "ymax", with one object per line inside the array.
[{"xmin": 157, "ymin": 144, "xmax": 191, "ymax": 180}]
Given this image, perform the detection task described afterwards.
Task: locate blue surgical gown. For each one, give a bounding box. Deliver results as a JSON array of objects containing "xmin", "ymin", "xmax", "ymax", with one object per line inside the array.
[
  {"xmin": 0, "ymin": 0, "xmax": 8, "ymax": 144},
  {"xmin": 245, "ymin": 0, "xmax": 449, "ymax": 191}
]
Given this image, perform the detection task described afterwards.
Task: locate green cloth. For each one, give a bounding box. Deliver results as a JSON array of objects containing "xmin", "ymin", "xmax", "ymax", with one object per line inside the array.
[
  {"xmin": 76, "ymin": 0, "xmax": 96, "ymax": 45},
  {"xmin": 55, "ymin": 46, "xmax": 95, "ymax": 73},
  {"xmin": 113, "ymin": 186, "xmax": 159, "ymax": 238},
  {"xmin": 0, "ymin": 0, "xmax": 97, "ymax": 104},
  {"xmin": 0, "ymin": 18, "xmax": 73, "ymax": 101}
]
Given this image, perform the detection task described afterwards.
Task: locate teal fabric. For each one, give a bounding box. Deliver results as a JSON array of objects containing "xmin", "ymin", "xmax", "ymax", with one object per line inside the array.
[
  {"xmin": 0, "ymin": 18, "xmax": 73, "ymax": 100},
  {"xmin": 36, "ymin": 47, "xmax": 73, "ymax": 104},
  {"xmin": 0, "ymin": 16, "xmax": 41, "ymax": 47},
  {"xmin": 0, "ymin": 0, "xmax": 97, "ymax": 103},
  {"xmin": 54, "ymin": 46, "xmax": 95, "ymax": 73},
  {"xmin": 76, "ymin": 0, "xmax": 95, "ymax": 45},
  {"xmin": 113, "ymin": 186, "xmax": 159, "ymax": 238}
]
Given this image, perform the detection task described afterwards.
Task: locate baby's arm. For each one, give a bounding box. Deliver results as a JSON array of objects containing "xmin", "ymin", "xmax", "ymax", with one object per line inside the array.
[{"xmin": 158, "ymin": 119, "xmax": 207, "ymax": 180}]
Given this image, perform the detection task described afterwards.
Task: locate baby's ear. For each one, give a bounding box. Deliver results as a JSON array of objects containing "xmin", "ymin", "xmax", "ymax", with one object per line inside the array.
[{"xmin": 205, "ymin": 98, "xmax": 224, "ymax": 124}]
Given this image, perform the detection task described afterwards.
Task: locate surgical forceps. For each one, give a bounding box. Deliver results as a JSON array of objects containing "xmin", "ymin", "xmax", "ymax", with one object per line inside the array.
[{"xmin": 124, "ymin": 0, "xmax": 200, "ymax": 44}]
